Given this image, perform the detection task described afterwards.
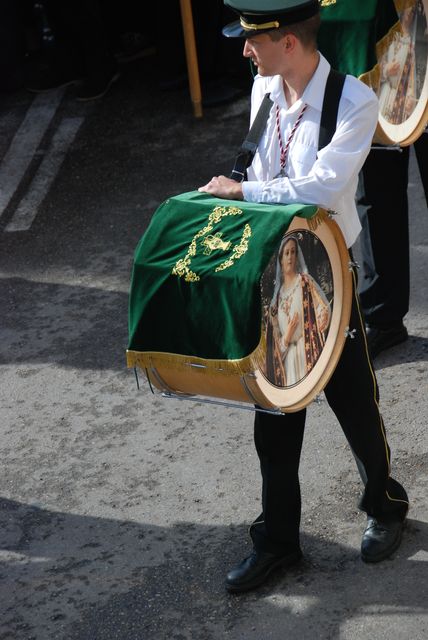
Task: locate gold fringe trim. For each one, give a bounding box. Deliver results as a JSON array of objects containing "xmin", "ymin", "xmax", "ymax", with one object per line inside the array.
[
  {"xmin": 360, "ymin": 65, "xmax": 381, "ymax": 94},
  {"xmin": 306, "ymin": 208, "xmax": 329, "ymax": 232},
  {"xmin": 126, "ymin": 332, "xmax": 267, "ymax": 378},
  {"xmin": 375, "ymin": 21, "xmax": 402, "ymax": 61},
  {"xmin": 357, "ymin": 0, "xmax": 414, "ymax": 78},
  {"xmin": 359, "ymin": 19, "xmax": 406, "ymax": 92},
  {"xmin": 394, "ymin": 0, "xmax": 416, "ymax": 13}
]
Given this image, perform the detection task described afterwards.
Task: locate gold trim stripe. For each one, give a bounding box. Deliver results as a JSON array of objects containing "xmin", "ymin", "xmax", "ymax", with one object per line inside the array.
[
  {"xmin": 240, "ymin": 17, "xmax": 280, "ymax": 31},
  {"xmin": 352, "ymin": 269, "xmax": 409, "ymax": 509},
  {"xmin": 127, "ymin": 330, "xmax": 267, "ymax": 377}
]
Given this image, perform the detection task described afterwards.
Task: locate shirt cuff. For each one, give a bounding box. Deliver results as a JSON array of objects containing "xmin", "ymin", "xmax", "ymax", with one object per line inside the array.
[{"xmin": 242, "ymin": 181, "xmax": 264, "ymax": 203}]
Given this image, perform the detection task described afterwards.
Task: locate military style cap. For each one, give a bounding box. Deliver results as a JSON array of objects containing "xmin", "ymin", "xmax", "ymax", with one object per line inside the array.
[{"xmin": 223, "ymin": 0, "xmax": 320, "ymax": 38}]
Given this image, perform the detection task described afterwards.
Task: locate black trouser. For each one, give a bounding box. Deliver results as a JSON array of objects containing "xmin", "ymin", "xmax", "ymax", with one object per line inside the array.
[
  {"xmin": 44, "ymin": 0, "xmax": 115, "ymax": 77},
  {"xmin": 251, "ymin": 271, "xmax": 409, "ymax": 555},
  {"xmin": 358, "ymin": 132, "xmax": 428, "ymax": 328}
]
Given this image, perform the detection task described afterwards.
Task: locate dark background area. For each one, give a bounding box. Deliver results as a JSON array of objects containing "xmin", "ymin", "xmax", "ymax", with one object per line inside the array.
[{"xmin": 0, "ymin": 0, "xmax": 252, "ymax": 101}]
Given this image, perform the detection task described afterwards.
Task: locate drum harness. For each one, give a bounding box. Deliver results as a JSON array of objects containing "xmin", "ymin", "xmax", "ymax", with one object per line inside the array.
[{"xmin": 230, "ymin": 67, "xmax": 347, "ymax": 182}]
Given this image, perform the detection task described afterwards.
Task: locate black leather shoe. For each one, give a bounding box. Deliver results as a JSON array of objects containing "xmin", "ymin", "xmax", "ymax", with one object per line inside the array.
[
  {"xmin": 361, "ymin": 517, "xmax": 405, "ymax": 563},
  {"xmin": 225, "ymin": 548, "xmax": 302, "ymax": 593},
  {"xmin": 365, "ymin": 323, "xmax": 408, "ymax": 359},
  {"xmin": 75, "ymin": 68, "xmax": 120, "ymax": 101}
]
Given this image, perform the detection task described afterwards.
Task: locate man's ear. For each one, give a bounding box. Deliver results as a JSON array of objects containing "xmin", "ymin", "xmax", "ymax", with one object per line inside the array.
[{"xmin": 283, "ymin": 34, "xmax": 297, "ymax": 52}]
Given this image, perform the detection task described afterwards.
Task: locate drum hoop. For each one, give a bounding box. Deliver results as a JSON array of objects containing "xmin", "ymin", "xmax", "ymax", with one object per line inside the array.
[{"xmin": 243, "ymin": 213, "xmax": 353, "ymax": 412}]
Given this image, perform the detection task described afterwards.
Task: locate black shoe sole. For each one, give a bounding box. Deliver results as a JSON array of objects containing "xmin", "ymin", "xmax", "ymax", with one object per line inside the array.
[{"xmin": 225, "ymin": 551, "xmax": 302, "ymax": 594}]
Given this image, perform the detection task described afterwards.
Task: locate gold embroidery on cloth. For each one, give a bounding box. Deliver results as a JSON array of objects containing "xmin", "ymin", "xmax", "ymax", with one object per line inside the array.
[
  {"xmin": 172, "ymin": 205, "xmax": 252, "ymax": 282},
  {"xmin": 202, "ymin": 232, "xmax": 231, "ymax": 255},
  {"xmin": 215, "ymin": 224, "xmax": 252, "ymax": 272},
  {"xmin": 320, "ymin": 0, "xmax": 337, "ymax": 6}
]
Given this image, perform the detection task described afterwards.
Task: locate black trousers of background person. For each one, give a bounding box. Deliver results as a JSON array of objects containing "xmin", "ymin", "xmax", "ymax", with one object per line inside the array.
[
  {"xmin": 43, "ymin": 0, "xmax": 115, "ymax": 78},
  {"xmin": 358, "ymin": 132, "xmax": 428, "ymax": 329},
  {"xmin": 251, "ymin": 271, "xmax": 409, "ymax": 556}
]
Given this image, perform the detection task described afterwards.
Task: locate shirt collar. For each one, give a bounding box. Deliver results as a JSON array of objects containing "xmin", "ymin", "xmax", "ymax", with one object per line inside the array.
[{"xmin": 266, "ymin": 53, "xmax": 331, "ymax": 113}]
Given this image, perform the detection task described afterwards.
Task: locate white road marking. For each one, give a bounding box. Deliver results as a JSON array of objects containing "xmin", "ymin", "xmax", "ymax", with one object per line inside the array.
[
  {"xmin": 0, "ymin": 89, "xmax": 64, "ymax": 216},
  {"xmin": 5, "ymin": 117, "xmax": 84, "ymax": 232}
]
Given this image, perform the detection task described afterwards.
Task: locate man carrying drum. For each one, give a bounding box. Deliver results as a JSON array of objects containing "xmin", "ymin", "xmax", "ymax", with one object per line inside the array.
[{"xmin": 199, "ymin": 0, "xmax": 409, "ymax": 594}]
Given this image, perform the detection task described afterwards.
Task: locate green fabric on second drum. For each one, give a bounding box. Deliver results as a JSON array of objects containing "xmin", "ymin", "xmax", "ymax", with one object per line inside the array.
[
  {"xmin": 318, "ymin": 0, "xmax": 398, "ymax": 77},
  {"xmin": 128, "ymin": 191, "xmax": 317, "ymax": 360}
]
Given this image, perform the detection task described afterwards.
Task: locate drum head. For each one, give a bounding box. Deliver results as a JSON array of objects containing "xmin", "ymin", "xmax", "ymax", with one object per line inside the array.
[
  {"xmin": 246, "ymin": 214, "xmax": 352, "ymax": 412},
  {"xmin": 361, "ymin": 0, "xmax": 428, "ymax": 146}
]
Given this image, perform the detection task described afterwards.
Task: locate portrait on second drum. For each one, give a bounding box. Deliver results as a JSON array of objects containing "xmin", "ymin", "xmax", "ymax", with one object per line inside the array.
[
  {"xmin": 262, "ymin": 230, "xmax": 333, "ymax": 388},
  {"xmin": 378, "ymin": 0, "xmax": 427, "ymax": 125}
]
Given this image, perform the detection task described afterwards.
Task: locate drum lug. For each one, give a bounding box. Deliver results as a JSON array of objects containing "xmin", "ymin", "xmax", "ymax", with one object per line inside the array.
[
  {"xmin": 184, "ymin": 362, "xmax": 207, "ymax": 369},
  {"xmin": 344, "ymin": 327, "xmax": 357, "ymax": 339},
  {"xmin": 348, "ymin": 260, "xmax": 360, "ymax": 270},
  {"xmin": 184, "ymin": 362, "xmax": 228, "ymax": 372}
]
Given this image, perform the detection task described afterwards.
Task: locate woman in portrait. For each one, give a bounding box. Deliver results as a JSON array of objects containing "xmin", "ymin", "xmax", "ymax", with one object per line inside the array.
[
  {"xmin": 265, "ymin": 235, "xmax": 331, "ymax": 387},
  {"xmin": 378, "ymin": 4, "xmax": 419, "ymax": 124}
]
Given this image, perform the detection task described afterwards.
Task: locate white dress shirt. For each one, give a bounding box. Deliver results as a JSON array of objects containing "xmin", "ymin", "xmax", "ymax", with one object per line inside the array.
[{"xmin": 243, "ymin": 53, "xmax": 378, "ymax": 248}]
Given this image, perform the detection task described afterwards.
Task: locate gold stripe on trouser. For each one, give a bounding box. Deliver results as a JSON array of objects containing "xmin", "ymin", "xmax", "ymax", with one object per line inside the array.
[{"xmin": 351, "ymin": 269, "xmax": 409, "ymax": 509}]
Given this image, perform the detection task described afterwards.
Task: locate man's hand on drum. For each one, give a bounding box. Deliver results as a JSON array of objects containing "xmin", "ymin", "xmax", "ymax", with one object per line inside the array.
[{"xmin": 198, "ymin": 175, "xmax": 244, "ymax": 200}]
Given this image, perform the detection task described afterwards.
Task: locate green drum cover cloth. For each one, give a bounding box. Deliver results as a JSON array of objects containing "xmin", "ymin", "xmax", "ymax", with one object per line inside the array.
[
  {"xmin": 318, "ymin": 0, "xmax": 398, "ymax": 77},
  {"xmin": 128, "ymin": 191, "xmax": 317, "ymax": 361}
]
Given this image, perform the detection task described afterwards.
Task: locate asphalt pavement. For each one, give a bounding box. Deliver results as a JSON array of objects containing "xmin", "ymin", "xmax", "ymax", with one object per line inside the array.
[{"xmin": 0, "ymin": 54, "xmax": 427, "ymax": 640}]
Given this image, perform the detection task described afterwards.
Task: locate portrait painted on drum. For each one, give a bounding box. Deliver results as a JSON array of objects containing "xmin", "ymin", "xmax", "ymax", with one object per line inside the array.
[
  {"xmin": 261, "ymin": 231, "xmax": 333, "ymax": 388},
  {"xmin": 378, "ymin": 0, "xmax": 427, "ymax": 125}
]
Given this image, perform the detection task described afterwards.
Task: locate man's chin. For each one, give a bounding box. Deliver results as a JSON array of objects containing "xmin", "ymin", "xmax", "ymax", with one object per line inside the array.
[{"xmin": 256, "ymin": 66, "xmax": 272, "ymax": 77}]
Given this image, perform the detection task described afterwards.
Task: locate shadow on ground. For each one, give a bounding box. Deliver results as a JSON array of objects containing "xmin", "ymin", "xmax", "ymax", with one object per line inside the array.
[{"xmin": 1, "ymin": 497, "xmax": 427, "ymax": 640}]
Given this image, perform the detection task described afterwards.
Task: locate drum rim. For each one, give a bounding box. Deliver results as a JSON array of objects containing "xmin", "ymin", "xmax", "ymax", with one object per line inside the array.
[{"xmin": 244, "ymin": 213, "xmax": 352, "ymax": 412}]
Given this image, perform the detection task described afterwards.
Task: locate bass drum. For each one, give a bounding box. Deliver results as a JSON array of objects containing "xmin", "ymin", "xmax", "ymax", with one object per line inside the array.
[
  {"xmin": 360, "ymin": 0, "xmax": 428, "ymax": 146},
  {"xmin": 133, "ymin": 213, "xmax": 352, "ymax": 414}
]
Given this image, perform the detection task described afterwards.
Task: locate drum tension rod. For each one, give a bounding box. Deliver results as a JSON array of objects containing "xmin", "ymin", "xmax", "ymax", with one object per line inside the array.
[
  {"xmin": 144, "ymin": 367, "xmax": 156, "ymax": 394},
  {"xmin": 370, "ymin": 144, "xmax": 403, "ymax": 152},
  {"xmin": 160, "ymin": 391, "xmax": 284, "ymax": 415}
]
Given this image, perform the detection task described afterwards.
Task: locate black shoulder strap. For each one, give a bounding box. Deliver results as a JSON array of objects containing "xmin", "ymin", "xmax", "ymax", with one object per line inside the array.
[
  {"xmin": 229, "ymin": 68, "xmax": 346, "ymax": 182},
  {"xmin": 318, "ymin": 68, "xmax": 346, "ymax": 151},
  {"xmin": 229, "ymin": 93, "xmax": 273, "ymax": 182}
]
